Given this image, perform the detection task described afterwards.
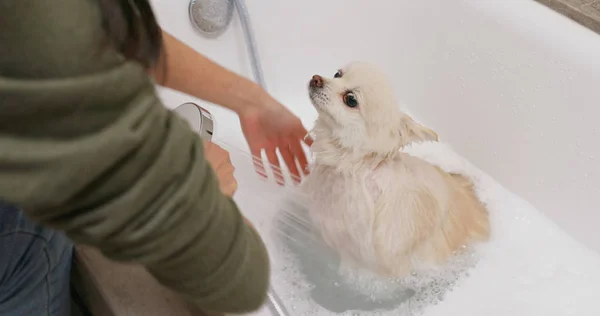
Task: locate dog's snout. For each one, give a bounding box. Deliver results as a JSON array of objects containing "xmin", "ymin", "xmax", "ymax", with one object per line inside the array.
[{"xmin": 310, "ymin": 75, "xmax": 324, "ymax": 88}]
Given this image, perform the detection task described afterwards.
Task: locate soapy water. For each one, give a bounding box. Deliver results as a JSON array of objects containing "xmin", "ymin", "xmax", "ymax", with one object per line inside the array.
[
  {"xmin": 270, "ymin": 198, "xmax": 482, "ymax": 315},
  {"xmin": 215, "ymin": 139, "xmax": 600, "ymax": 316}
]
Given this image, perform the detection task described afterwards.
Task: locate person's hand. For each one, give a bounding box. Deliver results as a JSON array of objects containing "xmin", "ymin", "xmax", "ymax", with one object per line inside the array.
[
  {"xmin": 203, "ymin": 141, "xmax": 238, "ymax": 197},
  {"xmin": 203, "ymin": 141, "xmax": 257, "ymax": 231},
  {"xmin": 239, "ymin": 95, "xmax": 313, "ymax": 185}
]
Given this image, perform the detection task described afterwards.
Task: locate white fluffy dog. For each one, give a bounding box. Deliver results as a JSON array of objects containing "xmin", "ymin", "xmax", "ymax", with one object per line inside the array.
[{"xmin": 302, "ymin": 62, "xmax": 490, "ymax": 278}]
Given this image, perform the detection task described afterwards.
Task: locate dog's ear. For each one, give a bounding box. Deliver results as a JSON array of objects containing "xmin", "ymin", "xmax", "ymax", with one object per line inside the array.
[{"xmin": 399, "ymin": 115, "xmax": 438, "ymax": 144}]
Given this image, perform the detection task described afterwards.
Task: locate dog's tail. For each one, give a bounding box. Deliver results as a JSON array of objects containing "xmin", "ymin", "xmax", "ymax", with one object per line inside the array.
[
  {"xmin": 447, "ymin": 173, "xmax": 491, "ymax": 243},
  {"xmin": 422, "ymin": 172, "xmax": 490, "ymax": 264}
]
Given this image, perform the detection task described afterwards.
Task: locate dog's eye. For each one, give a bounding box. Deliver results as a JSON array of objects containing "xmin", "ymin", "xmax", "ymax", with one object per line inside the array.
[
  {"xmin": 334, "ymin": 70, "xmax": 343, "ymax": 78},
  {"xmin": 343, "ymin": 92, "xmax": 358, "ymax": 108}
]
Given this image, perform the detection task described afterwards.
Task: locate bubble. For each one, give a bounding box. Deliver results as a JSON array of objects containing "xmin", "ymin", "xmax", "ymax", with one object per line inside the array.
[{"xmin": 225, "ymin": 139, "xmax": 600, "ymax": 316}]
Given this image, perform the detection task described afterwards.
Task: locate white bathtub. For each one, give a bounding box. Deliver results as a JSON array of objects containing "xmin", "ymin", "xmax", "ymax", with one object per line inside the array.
[{"xmin": 150, "ymin": 0, "xmax": 600, "ymax": 314}]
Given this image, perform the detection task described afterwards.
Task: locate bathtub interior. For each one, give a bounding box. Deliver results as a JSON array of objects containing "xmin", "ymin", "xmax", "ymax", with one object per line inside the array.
[
  {"xmin": 212, "ymin": 135, "xmax": 600, "ymax": 316},
  {"xmin": 149, "ymin": 0, "xmax": 600, "ymax": 315},
  {"xmin": 153, "ymin": 0, "xmax": 600, "ymax": 254}
]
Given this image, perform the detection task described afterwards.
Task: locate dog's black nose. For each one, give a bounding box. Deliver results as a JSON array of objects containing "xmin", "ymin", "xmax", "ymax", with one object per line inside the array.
[{"xmin": 310, "ymin": 75, "xmax": 324, "ymax": 88}]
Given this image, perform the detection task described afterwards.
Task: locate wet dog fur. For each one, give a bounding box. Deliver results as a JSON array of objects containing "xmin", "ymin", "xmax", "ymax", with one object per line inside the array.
[{"xmin": 302, "ymin": 62, "xmax": 490, "ymax": 277}]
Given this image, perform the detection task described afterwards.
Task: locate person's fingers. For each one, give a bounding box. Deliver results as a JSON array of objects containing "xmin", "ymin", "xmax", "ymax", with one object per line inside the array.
[
  {"xmin": 221, "ymin": 176, "xmax": 238, "ymax": 197},
  {"xmin": 289, "ymin": 138, "xmax": 309, "ymax": 176},
  {"xmin": 215, "ymin": 156, "xmax": 235, "ymax": 175},
  {"xmin": 204, "ymin": 141, "xmax": 230, "ymax": 171},
  {"xmin": 250, "ymin": 144, "xmax": 267, "ymax": 179},
  {"xmin": 278, "ymin": 138, "xmax": 301, "ymax": 183},
  {"xmin": 216, "ymin": 161, "xmax": 237, "ymax": 195},
  {"xmin": 265, "ymin": 144, "xmax": 284, "ymax": 185},
  {"xmin": 220, "ymin": 149, "xmax": 232, "ymax": 169},
  {"xmin": 220, "ymin": 180, "xmax": 236, "ymax": 196},
  {"xmin": 213, "ymin": 156, "xmax": 228, "ymax": 174},
  {"xmin": 220, "ymin": 147, "xmax": 232, "ymax": 169}
]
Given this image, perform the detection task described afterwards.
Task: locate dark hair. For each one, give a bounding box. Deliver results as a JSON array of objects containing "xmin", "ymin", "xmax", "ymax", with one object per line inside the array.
[{"xmin": 97, "ymin": 0, "xmax": 163, "ymax": 69}]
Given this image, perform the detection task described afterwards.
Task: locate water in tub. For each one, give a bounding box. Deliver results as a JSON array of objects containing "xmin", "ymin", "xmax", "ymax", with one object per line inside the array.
[{"xmin": 214, "ymin": 128, "xmax": 600, "ymax": 316}]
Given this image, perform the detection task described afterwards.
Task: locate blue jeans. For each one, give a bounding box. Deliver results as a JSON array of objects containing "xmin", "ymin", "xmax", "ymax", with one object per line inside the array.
[{"xmin": 0, "ymin": 201, "xmax": 73, "ymax": 315}]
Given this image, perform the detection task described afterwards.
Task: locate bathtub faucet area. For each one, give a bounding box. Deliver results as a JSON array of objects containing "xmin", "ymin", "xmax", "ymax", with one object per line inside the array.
[{"xmin": 189, "ymin": 0, "xmax": 267, "ymax": 88}]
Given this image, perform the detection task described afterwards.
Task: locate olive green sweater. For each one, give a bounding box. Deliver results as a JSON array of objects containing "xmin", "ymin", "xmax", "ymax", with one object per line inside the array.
[{"xmin": 0, "ymin": 0, "xmax": 269, "ymax": 313}]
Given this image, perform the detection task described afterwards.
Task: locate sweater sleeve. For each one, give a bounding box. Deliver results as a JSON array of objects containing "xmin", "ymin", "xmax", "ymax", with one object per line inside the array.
[{"xmin": 0, "ymin": 0, "xmax": 269, "ymax": 313}]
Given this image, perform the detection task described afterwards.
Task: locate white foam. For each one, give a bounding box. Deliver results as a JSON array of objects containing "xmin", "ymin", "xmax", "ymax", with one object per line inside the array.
[
  {"xmin": 223, "ymin": 139, "xmax": 600, "ymax": 316},
  {"xmin": 403, "ymin": 141, "xmax": 600, "ymax": 316}
]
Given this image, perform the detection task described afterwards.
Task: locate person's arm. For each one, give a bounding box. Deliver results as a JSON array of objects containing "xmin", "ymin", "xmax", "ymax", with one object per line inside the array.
[
  {"xmin": 151, "ymin": 30, "xmax": 313, "ymax": 182},
  {"xmin": 150, "ymin": 30, "xmax": 269, "ymax": 117},
  {"xmin": 0, "ymin": 0, "xmax": 269, "ymax": 313}
]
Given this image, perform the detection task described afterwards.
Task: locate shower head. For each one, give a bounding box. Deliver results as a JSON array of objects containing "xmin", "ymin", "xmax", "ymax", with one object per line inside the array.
[
  {"xmin": 173, "ymin": 102, "xmax": 214, "ymax": 141},
  {"xmin": 188, "ymin": 0, "xmax": 234, "ymax": 38}
]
